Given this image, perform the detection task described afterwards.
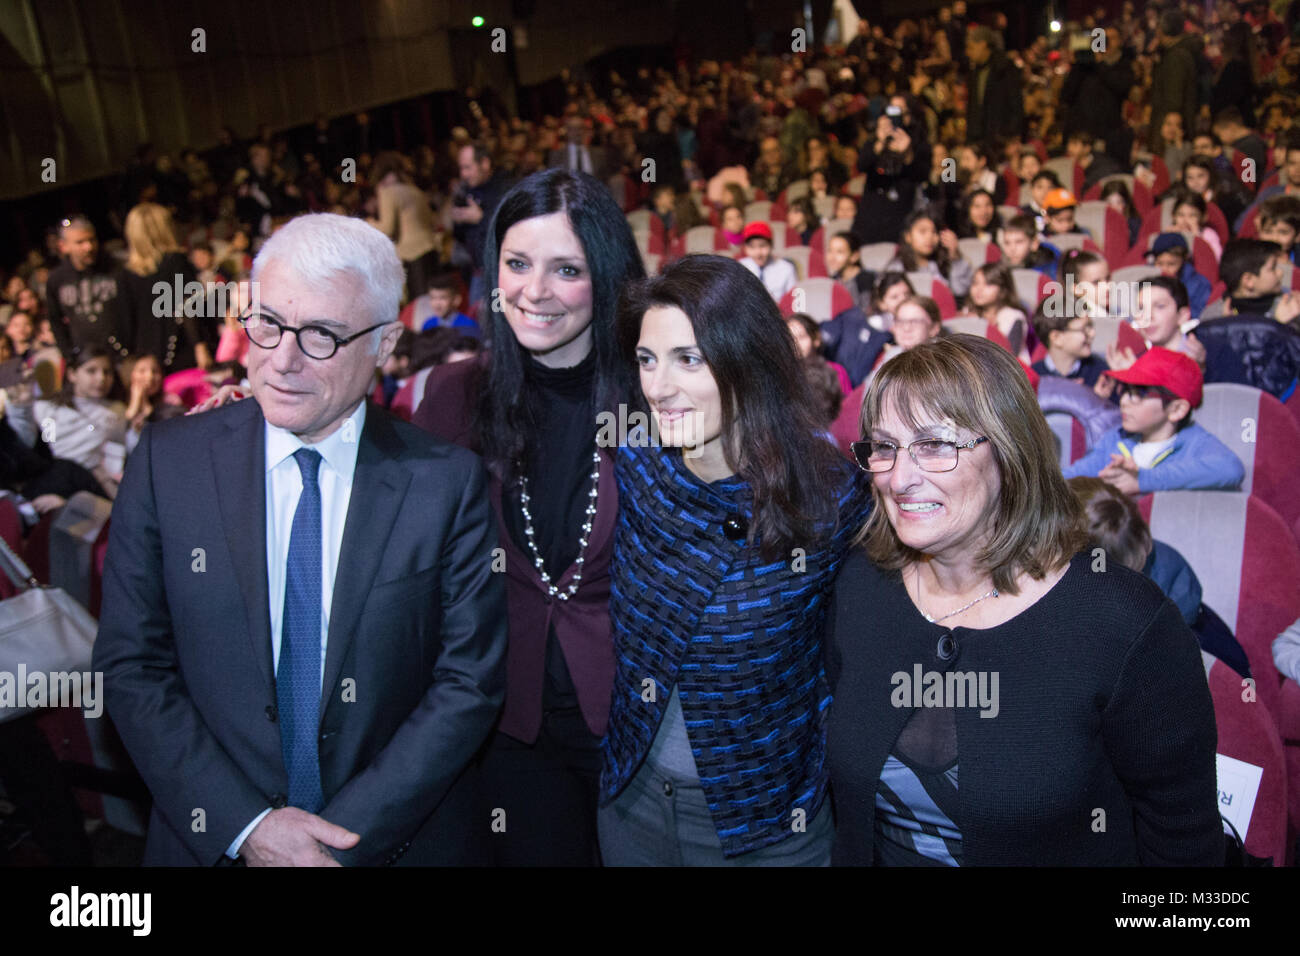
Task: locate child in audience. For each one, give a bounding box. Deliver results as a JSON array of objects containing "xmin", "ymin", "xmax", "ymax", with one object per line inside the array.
[
  {"xmin": 824, "ymin": 231, "xmax": 873, "ymax": 313},
  {"xmin": 4, "ymin": 311, "xmax": 34, "ymax": 362},
  {"xmin": 1069, "ymin": 476, "xmax": 1252, "ymax": 677},
  {"xmin": 1256, "ymin": 194, "xmax": 1300, "ymax": 265},
  {"xmin": 819, "ymin": 271, "xmax": 908, "ymax": 387},
  {"xmin": 1062, "ymin": 347, "xmax": 1244, "ymax": 493},
  {"xmin": 738, "ymin": 221, "xmax": 796, "ymax": 301},
  {"xmin": 1031, "ymin": 297, "xmax": 1110, "ymax": 390},
  {"xmin": 1171, "ymin": 189, "xmax": 1221, "ymax": 259},
  {"xmin": 786, "ymin": 312, "xmax": 850, "ymax": 395},
  {"xmin": 784, "ymin": 196, "xmax": 820, "ymax": 247},
  {"xmin": 1148, "ymin": 233, "xmax": 1211, "ymax": 318},
  {"xmin": 123, "ymin": 352, "xmax": 183, "ymax": 453},
  {"xmin": 379, "ymin": 328, "xmax": 415, "ymax": 407},
  {"xmin": 998, "ymin": 213, "xmax": 1059, "ymax": 277},
  {"xmin": 1125, "ymin": 275, "xmax": 1206, "ymax": 363},
  {"xmin": 958, "ymin": 188, "xmax": 1000, "ymax": 243},
  {"xmin": 964, "ymin": 261, "xmax": 1028, "ymax": 357},
  {"xmin": 417, "ymin": 272, "xmax": 480, "ymax": 336},
  {"xmin": 885, "ymin": 209, "xmax": 973, "ymax": 298},
  {"xmin": 650, "ymin": 183, "xmax": 677, "ymax": 236},
  {"xmin": 1100, "ymin": 179, "xmax": 1143, "ymax": 247},
  {"xmin": 1042, "ymin": 187, "xmax": 1087, "ymax": 237},
  {"xmin": 1059, "ymin": 249, "xmax": 1111, "ymax": 319},
  {"xmin": 4, "ymin": 346, "xmax": 128, "ymax": 498},
  {"xmin": 832, "ymin": 195, "xmax": 857, "ymax": 222},
  {"xmin": 1021, "ymin": 169, "xmax": 1061, "ymax": 231},
  {"xmin": 719, "ymin": 205, "xmax": 746, "ymax": 248},
  {"xmin": 1202, "ymin": 237, "xmax": 1300, "ymax": 321}
]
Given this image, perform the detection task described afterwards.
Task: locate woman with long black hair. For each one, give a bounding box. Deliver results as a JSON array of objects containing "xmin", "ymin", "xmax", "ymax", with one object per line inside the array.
[
  {"xmin": 598, "ymin": 255, "xmax": 872, "ymax": 865},
  {"xmin": 412, "ymin": 168, "xmax": 643, "ymax": 866}
]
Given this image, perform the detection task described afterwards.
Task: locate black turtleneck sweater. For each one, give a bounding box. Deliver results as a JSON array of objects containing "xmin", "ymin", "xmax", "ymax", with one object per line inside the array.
[{"xmin": 501, "ymin": 351, "xmax": 599, "ymax": 709}]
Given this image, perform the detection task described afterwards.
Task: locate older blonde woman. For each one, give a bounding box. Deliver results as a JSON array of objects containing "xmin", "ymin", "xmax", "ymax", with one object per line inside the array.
[
  {"xmin": 825, "ymin": 334, "xmax": 1220, "ymax": 866},
  {"xmin": 116, "ymin": 202, "xmax": 211, "ymax": 373}
]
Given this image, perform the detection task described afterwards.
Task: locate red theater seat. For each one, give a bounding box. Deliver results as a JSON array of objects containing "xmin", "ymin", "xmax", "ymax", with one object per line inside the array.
[
  {"xmin": 1196, "ymin": 384, "xmax": 1300, "ymax": 545},
  {"xmin": 1139, "ymin": 491, "xmax": 1300, "ymax": 726},
  {"xmin": 1206, "ymin": 657, "xmax": 1291, "ymax": 865},
  {"xmin": 778, "ymin": 278, "xmax": 854, "ymax": 322}
]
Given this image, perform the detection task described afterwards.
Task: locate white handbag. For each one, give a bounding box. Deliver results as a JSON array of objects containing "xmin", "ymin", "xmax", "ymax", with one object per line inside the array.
[{"xmin": 0, "ymin": 532, "xmax": 98, "ymax": 723}]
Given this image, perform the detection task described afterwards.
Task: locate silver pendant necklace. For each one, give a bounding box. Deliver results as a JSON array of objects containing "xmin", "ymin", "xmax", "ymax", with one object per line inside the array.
[
  {"xmin": 916, "ymin": 562, "xmax": 999, "ymax": 624},
  {"xmin": 517, "ymin": 447, "xmax": 601, "ymax": 601}
]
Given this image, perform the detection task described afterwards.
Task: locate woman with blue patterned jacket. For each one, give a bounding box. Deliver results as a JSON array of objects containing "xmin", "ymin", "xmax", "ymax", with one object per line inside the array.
[{"xmin": 597, "ymin": 255, "xmax": 873, "ymax": 865}]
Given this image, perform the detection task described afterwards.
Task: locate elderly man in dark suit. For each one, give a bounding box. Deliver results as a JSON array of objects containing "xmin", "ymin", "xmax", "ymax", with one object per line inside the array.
[{"xmin": 94, "ymin": 213, "xmax": 506, "ymax": 866}]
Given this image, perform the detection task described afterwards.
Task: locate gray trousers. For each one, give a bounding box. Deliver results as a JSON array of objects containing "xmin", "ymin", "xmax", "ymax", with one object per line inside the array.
[{"xmin": 597, "ymin": 759, "xmax": 832, "ymax": 867}]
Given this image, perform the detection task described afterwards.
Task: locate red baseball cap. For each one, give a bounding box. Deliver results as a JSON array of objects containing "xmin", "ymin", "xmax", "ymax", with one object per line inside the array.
[
  {"xmin": 1103, "ymin": 346, "xmax": 1203, "ymax": 408},
  {"xmin": 742, "ymin": 222, "xmax": 773, "ymax": 243}
]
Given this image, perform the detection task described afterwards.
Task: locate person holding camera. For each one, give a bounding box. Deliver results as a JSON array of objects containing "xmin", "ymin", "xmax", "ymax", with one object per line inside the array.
[{"xmin": 852, "ymin": 108, "xmax": 928, "ymax": 245}]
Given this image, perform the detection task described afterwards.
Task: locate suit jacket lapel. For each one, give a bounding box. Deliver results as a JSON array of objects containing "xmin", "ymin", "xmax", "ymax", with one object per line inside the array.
[
  {"xmin": 321, "ymin": 405, "xmax": 410, "ymax": 712},
  {"xmin": 212, "ymin": 399, "xmax": 274, "ymax": 693}
]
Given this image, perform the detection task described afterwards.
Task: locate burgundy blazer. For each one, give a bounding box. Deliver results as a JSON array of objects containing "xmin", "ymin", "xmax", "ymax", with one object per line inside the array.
[{"xmin": 411, "ymin": 356, "xmax": 616, "ymax": 743}]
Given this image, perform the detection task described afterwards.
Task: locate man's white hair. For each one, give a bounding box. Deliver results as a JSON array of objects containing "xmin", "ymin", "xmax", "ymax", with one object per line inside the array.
[{"xmin": 251, "ymin": 213, "xmax": 403, "ymax": 351}]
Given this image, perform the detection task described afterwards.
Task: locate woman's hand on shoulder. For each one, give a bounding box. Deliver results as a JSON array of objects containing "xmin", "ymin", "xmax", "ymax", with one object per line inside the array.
[{"xmin": 187, "ymin": 384, "xmax": 251, "ymax": 415}]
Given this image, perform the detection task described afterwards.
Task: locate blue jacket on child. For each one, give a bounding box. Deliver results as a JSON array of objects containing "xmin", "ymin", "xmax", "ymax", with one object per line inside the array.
[{"xmin": 1062, "ymin": 422, "xmax": 1244, "ymax": 492}]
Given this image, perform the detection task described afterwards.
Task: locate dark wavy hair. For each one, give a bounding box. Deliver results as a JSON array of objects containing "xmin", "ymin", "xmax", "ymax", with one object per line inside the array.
[
  {"xmin": 616, "ymin": 254, "xmax": 842, "ymax": 559},
  {"xmin": 475, "ymin": 169, "xmax": 644, "ymax": 479}
]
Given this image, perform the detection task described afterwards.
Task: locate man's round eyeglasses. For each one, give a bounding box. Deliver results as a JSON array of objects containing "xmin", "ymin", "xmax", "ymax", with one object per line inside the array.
[
  {"xmin": 851, "ymin": 437, "xmax": 990, "ymax": 474},
  {"xmin": 240, "ymin": 314, "xmax": 389, "ymax": 360}
]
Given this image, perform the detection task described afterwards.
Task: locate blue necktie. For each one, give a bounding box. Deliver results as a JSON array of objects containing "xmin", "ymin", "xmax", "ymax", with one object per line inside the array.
[{"xmin": 278, "ymin": 448, "xmax": 324, "ymax": 813}]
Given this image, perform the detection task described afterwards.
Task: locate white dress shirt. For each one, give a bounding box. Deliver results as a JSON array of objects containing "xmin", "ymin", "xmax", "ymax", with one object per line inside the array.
[
  {"xmin": 739, "ymin": 255, "xmax": 798, "ymax": 302},
  {"xmin": 227, "ymin": 399, "xmax": 366, "ymax": 858}
]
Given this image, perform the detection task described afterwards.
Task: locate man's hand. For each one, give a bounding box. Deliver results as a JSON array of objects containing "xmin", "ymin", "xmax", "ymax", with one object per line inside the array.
[
  {"xmin": 1185, "ymin": 332, "xmax": 1206, "ymax": 365},
  {"xmin": 890, "ymin": 127, "xmax": 912, "ymax": 155},
  {"xmin": 450, "ymin": 197, "xmax": 483, "ymax": 225},
  {"xmin": 240, "ymin": 807, "xmax": 360, "ymax": 867}
]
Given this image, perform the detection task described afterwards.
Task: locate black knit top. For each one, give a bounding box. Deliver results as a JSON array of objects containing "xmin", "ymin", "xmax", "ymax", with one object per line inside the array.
[{"xmin": 825, "ymin": 548, "xmax": 1222, "ymax": 866}]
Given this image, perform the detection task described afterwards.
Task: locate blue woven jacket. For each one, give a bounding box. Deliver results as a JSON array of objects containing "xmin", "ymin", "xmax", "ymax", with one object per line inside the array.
[{"xmin": 600, "ymin": 441, "xmax": 872, "ymax": 856}]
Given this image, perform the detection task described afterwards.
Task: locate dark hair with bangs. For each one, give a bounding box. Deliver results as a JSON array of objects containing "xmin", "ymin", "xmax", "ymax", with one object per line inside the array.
[
  {"xmin": 475, "ymin": 168, "xmax": 644, "ymax": 480},
  {"xmin": 617, "ymin": 254, "xmax": 842, "ymax": 560},
  {"xmin": 854, "ymin": 334, "xmax": 1088, "ymax": 594}
]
